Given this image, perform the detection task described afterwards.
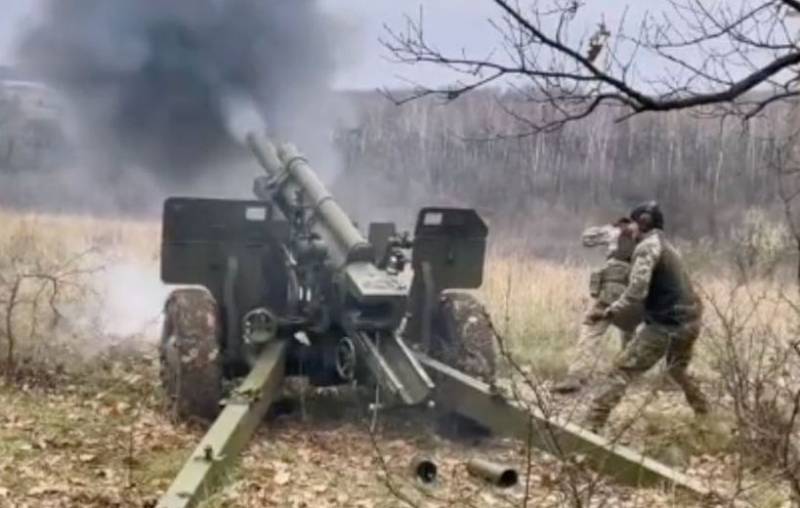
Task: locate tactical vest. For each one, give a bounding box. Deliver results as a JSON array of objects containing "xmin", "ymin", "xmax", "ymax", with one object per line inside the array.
[
  {"xmin": 588, "ymin": 231, "xmax": 635, "ymax": 305},
  {"xmin": 589, "ymin": 259, "xmax": 631, "ymax": 305},
  {"xmin": 644, "ymin": 233, "xmax": 702, "ymax": 325}
]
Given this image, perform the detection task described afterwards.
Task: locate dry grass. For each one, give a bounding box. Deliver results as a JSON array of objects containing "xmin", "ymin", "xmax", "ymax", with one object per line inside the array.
[
  {"xmin": 480, "ymin": 254, "xmax": 591, "ymax": 378},
  {"xmin": 478, "ymin": 247, "xmax": 799, "ymax": 375},
  {"xmin": 3, "ymin": 207, "xmax": 790, "ymax": 364},
  {"xmin": 0, "ymin": 207, "xmax": 159, "ymax": 262},
  {"xmin": 0, "ymin": 208, "xmax": 161, "ymax": 377}
]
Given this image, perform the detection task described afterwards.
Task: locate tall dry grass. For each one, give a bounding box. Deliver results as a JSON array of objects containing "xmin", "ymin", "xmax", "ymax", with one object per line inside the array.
[
  {"xmin": 479, "ymin": 248, "xmax": 799, "ymax": 377},
  {"xmin": 0, "ymin": 208, "xmax": 161, "ymax": 377},
  {"xmin": 480, "ymin": 254, "xmax": 590, "ymax": 377},
  {"xmin": 0, "ymin": 208, "xmax": 159, "ymax": 261},
  {"xmin": 1, "ymin": 207, "xmax": 796, "ymax": 381}
]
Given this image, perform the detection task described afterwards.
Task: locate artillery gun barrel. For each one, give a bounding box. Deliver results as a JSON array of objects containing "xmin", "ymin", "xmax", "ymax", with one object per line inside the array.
[
  {"xmin": 246, "ymin": 132, "xmax": 372, "ymax": 267},
  {"xmin": 246, "ymin": 131, "xmax": 429, "ymax": 401}
]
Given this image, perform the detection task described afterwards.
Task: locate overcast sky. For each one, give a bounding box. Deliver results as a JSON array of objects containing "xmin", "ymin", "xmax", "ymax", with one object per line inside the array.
[
  {"xmin": 0, "ymin": 1, "xmax": 744, "ymax": 90},
  {"xmin": 0, "ymin": 2, "xmax": 37, "ymax": 64},
  {"xmin": 318, "ymin": 0, "xmax": 656, "ymax": 89}
]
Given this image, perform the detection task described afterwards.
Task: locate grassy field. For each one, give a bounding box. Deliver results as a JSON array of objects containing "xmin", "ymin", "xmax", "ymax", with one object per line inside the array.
[{"xmin": 0, "ymin": 208, "xmax": 797, "ymax": 507}]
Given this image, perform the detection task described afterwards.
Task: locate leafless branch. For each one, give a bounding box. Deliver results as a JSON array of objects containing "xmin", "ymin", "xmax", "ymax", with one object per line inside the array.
[{"xmin": 383, "ymin": 0, "xmax": 800, "ymax": 134}]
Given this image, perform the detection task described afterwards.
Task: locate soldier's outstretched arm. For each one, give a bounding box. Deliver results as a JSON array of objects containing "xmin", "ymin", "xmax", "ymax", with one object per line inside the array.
[
  {"xmin": 606, "ymin": 234, "xmax": 662, "ymax": 317},
  {"xmin": 581, "ymin": 225, "xmax": 614, "ymax": 248}
]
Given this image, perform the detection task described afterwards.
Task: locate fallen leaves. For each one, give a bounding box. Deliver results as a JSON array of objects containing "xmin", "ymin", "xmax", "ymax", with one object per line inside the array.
[
  {"xmin": 273, "ymin": 469, "xmax": 291, "ymax": 486},
  {"xmin": 0, "ymin": 361, "xmax": 197, "ymax": 508},
  {"xmin": 27, "ymin": 484, "xmax": 69, "ymax": 496},
  {"xmin": 0, "ymin": 347, "xmax": 792, "ymax": 507}
]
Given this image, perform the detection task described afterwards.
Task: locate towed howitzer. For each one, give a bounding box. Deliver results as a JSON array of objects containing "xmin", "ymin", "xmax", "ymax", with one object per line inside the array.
[{"xmin": 155, "ymin": 133, "xmax": 714, "ymax": 507}]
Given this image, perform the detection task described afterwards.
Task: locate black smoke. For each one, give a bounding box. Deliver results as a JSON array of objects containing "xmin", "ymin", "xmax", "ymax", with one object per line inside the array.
[{"xmin": 16, "ymin": 0, "xmax": 340, "ymax": 186}]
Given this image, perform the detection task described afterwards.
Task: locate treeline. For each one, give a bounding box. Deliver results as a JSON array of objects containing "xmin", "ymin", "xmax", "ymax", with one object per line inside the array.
[{"xmin": 331, "ymin": 90, "xmax": 788, "ymax": 247}]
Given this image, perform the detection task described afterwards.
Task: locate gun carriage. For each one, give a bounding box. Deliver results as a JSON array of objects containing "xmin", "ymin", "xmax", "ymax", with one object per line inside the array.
[{"xmin": 156, "ymin": 132, "xmax": 712, "ymax": 507}]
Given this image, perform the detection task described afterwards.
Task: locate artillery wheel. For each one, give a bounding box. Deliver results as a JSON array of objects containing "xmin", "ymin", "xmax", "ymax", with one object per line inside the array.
[
  {"xmin": 431, "ymin": 292, "xmax": 498, "ymax": 440},
  {"xmin": 432, "ymin": 291, "xmax": 498, "ymax": 384},
  {"xmin": 159, "ymin": 288, "xmax": 223, "ymax": 422}
]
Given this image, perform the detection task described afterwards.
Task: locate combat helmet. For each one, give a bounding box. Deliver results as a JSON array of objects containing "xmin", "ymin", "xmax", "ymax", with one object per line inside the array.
[{"xmin": 629, "ymin": 200, "xmax": 664, "ymax": 230}]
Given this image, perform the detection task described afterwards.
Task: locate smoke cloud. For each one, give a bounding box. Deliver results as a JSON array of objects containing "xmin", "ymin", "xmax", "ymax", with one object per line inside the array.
[{"xmin": 16, "ymin": 0, "xmax": 345, "ymax": 196}]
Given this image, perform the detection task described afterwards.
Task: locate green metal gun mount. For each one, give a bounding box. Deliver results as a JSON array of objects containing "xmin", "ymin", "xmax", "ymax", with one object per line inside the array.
[{"xmin": 155, "ymin": 133, "xmax": 714, "ymax": 507}]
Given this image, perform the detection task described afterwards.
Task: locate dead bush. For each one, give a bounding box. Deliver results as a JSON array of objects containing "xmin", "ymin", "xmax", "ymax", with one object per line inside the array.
[
  {"xmin": 701, "ymin": 280, "xmax": 800, "ymax": 502},
  {"xmin": 0, "ymin": 220, "xmax": 99, "ymax": 383}
]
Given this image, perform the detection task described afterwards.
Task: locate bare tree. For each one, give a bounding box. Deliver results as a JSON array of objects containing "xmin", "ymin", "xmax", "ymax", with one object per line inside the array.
[
  {"xmin": 0, "ymin": 245, "xmax": 98, "ymax": 384},
  {"xmin": 382, "ymin": 0, "xmax": 800, "ymax": 133},
  {"xmin": 768, "ymin": 106, "xmax": 800, "ymax": 285}
]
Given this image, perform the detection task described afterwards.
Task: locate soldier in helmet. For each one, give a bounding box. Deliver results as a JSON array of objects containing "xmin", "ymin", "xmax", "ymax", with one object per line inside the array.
[
  {"xmin": 583, "ymin": 201, "xmax": 709, "ymax": 431},
  {"xmin": 552, "ymin": 217, "xmax": 643, "ymax": 394}
]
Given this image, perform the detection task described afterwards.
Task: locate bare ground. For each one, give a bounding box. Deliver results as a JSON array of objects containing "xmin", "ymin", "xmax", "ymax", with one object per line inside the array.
[{"xmin": 0, "ymin": 348, "xmax": 750, "ymax": 508}]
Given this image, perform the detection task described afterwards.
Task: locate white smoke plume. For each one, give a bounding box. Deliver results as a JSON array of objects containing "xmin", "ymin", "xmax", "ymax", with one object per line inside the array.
[{"xmin": 93, "ymin": 262, "xmax": 170, "ymax": 341}]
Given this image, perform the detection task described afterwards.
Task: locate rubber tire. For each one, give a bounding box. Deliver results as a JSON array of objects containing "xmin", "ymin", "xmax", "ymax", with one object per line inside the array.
[
  {"xmin": 431, "ymin": 292, "xmax": 498, "ymax": 441},
  {"xmin": 432, "ymin": 291, "xmax": 498, "ymax": 384},
  {"xmin": 160, "ymin": 288, "xmax": 223, "ymax": 422}
]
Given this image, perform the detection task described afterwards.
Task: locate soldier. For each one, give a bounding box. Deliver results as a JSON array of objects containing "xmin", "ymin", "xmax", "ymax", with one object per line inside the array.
[
  {"xmin": 551, "ymin": 217, "xmax": 643, "ymax": 394},
  {"xmin": 583, "ymin": 201, "xmax": 709, "ymax": 432}
]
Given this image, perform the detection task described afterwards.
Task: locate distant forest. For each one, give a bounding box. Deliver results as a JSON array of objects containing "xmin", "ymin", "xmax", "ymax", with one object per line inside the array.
[
  {"xmin": 0, "ymin": 82, "xmax": 793, "ymax": 252},
  {"xmin": 332, "ymin": 90, "xmax": 789, "ymax": 248}
]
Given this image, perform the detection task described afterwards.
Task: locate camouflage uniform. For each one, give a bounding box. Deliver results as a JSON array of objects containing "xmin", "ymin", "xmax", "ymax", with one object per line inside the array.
[
  {"xmin": 584, "ymin": 230, "xmax": 709, "ymax": 431},
  {"xmin": 558, "ymin": 225, "xmax": 642, "ymax": 388}
]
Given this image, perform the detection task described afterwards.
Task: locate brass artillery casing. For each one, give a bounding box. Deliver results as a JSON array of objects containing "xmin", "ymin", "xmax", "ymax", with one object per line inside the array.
[
  {"xmin": 410, "ymin": 455, "xmax": 438, "ymax": 483},
  {"xmin": 466, "ymin": 458, "xmax": 518, "ymax": 488}
]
